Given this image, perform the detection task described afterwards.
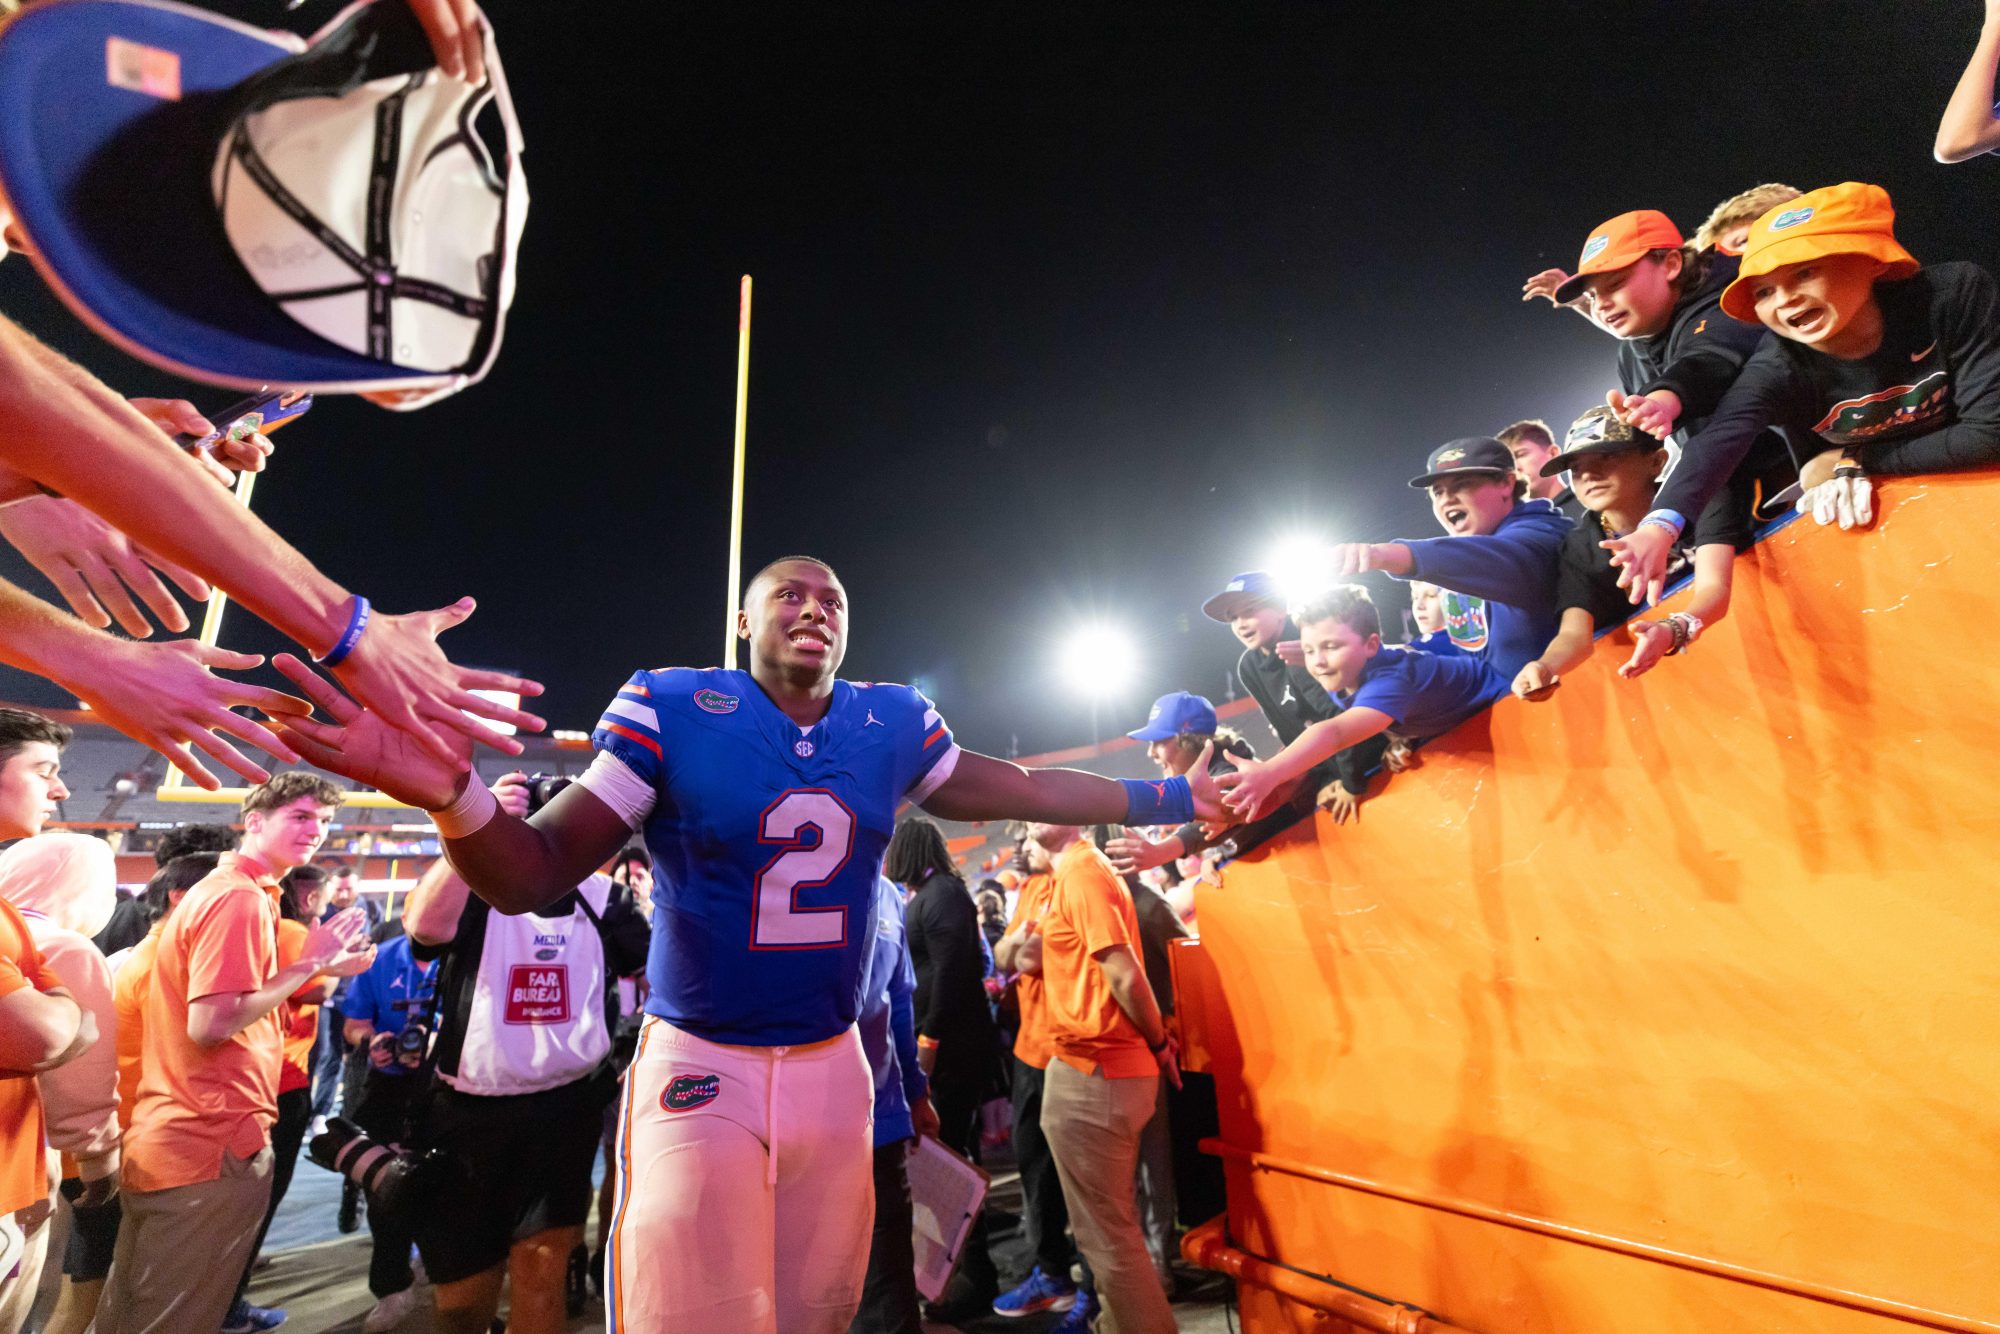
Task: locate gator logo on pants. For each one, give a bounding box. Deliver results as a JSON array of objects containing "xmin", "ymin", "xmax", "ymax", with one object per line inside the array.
[{"xmin": 663, "ymin": 1074, "xmax": 721, "ymax": 1112}]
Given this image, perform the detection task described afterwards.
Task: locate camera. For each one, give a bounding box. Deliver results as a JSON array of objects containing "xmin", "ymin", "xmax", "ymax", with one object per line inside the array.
[
  {"xmin": 394, "ymin": 1020, "xmax": 431, "ymax": 1070},
  {"xmin": 308, "ymin": 1118, "xmax": 453, "ymax": 1228},
  {"xmin": 519, "ymin": 773, "xmax": 572, "ymax": 816}
]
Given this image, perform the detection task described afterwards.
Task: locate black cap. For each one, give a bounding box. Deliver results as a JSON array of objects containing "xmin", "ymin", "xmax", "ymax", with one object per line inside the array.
[
  {"xmin": 1542, "ymin": 407, "xmax": 1658, "ymax": 477},
  {"xmin": 1407, "ymin": 437, "xmax": 1517, "ymax": 489}
]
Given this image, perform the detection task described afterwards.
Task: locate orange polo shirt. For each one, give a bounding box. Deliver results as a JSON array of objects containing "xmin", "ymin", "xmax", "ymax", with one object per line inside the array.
[
  {"xmin": 276, "ymin": 920, "xmax": 319, "ymax": 1095},
  {"xmin": 0, "ymin": 895, "xmax": 64, "ymax": 1214},
  {"xmin": 1006, "ymin": 874, "xmax": 1055, "ymax": 1070},
  {"xmin": 124, "ymin": 853, "xmax": 285, "ymax": 1193},
  {"xmin": 113, "ymin": 922, "xmax": 163, "ymax": 1133},
  {"xmin": 1040, "ymin": 840, "xmax": 1154, "ymax": 1079}
]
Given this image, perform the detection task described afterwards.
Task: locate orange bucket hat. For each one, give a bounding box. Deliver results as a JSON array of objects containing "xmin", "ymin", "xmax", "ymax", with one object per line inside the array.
[
  {"xmin": 1719, "ymin": 182, "xmax": 1918, "ymax": 323},
  {"xmin": 1553, "ymin": 210, "xmax": 1685, "ymax": 304}
]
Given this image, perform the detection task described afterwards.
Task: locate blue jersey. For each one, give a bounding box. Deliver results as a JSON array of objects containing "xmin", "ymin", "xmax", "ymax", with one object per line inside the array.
[{"xmin": 590, "ymin": 667, "xmax": 960, "ymax": 1046}]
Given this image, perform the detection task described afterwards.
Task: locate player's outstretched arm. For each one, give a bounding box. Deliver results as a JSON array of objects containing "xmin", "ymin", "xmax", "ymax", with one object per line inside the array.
[
  {"xmin": 0, "ymin": 317, "xmax": 542, "ymax": 763},
  {"xmin": 269, "ymin": 656, "xmax": 629, "ymax": 915},
  {"xmin": 920, "ymin": 749, "xmax": 1229, "ymax": 827}
]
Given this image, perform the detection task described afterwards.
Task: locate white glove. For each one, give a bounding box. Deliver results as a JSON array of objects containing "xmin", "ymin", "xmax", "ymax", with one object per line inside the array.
[{"xmin": 1799, "ymin": 469, "xmax": 1874, "ymax": 530}]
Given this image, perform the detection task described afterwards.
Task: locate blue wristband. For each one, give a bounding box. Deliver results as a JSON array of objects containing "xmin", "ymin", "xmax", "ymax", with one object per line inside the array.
[
  {"xmin": 1638, "ymin": 508, "xmax": 1686, "ymax": 539},
  {"xmin": 1120, "ymin": 776, "xmax": 1194, "ymax": 827},
  {"xmin": 317, "ymin": 596, "xmax": 371, "ymax": 667}
]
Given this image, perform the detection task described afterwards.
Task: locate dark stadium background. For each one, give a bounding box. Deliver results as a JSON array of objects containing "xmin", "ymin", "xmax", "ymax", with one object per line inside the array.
[{"xmin": 0, "ymin": 0, "xmax": 1989, "ymax": 757}]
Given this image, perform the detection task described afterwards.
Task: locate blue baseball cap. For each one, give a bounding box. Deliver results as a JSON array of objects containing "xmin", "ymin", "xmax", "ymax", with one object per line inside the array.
[
  {"xmin": 0, "ymin": 0, "xmax": 524, "ymax": 409},
  {"xmin": 1127, "ymin": 691, "xmax": 1218, "ymax": 742},
  {"xmin": 1200, "ymin": 571, "xmax": 1282, "ymax": 622}
]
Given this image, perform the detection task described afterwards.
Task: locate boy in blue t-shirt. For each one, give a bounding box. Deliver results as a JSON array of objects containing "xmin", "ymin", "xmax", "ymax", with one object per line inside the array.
[{"xmin": 1217, "ymin": 586, "xmax": 1501, "ymax": 822}]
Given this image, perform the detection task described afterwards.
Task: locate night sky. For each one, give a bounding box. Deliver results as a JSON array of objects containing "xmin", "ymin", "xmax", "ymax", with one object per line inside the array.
[{"xmin": 1, "ymin": 1, "xmax": 1993, "ymax": 757}]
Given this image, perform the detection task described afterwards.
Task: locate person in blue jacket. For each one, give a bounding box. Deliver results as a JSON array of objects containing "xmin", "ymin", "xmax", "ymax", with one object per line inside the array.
[
  {"xmin": 1327, "ymin": 436, "xmax": 1572, "ymax": 684},
  {"xmin": 850, "ymin": 877, "xmax": 940, "ymax": 1334}
]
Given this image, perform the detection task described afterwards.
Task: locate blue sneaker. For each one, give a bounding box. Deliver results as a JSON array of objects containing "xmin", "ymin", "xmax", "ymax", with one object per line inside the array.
[
  {"xmin": 1049, "ymin": 1287, "xmax": 1099, "ymax": 1332},
  {"xmin": 993, "ymin": 1265, "xmax": 1079, "ymax": 1317},
  {"xmin": 220, "ymin": 1299, "xmax": 288, "ymax": 1333}
]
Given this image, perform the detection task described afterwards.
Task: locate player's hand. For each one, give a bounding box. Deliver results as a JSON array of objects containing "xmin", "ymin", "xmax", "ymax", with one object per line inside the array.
[
  {"xmin": 1607, "ymin": 387, "xmax": 1682, "ymax": 440},
  {"xmin": 405, "ymin": 0, "xmax": 487, "ymax": 84},
  {"xmin": 327, "ymin": 597, "xmax": 545, "ymax": 768},
  {"xmin": 1216, "ymin": 751, "xmax": 1285, "ymax": 822},
  {"xmin": 1618, "ymin": 621, "xmax": 1676, "ymax": 680},
  {"xmin": 491, "ymin": 770, "xmax": 531, "ymax": 818},
  {"xmin": 1181, "ymin": 743, "xmax": 1232, "ymax": 826},
  {"xmin": 1153, "ymin": 1033, "xmax": 1182, "ymax": 1091},
  {"xmin": 1274, "ymin": 639, "xmax": 1305, "ymax": 667},
  {"xmin": 59, "ymin": 637, "xmax": 309, "ymax": 790},
  {"xmin": 1522, "ymin": 268, "xmax": 1573, "ymax": 305},
  {"xmin": 909, "ymin": 1094, "xmax": 940, "ymax": 1141},
  {"xmin": 0, "ymin": 495, "xmax": 211, "ymax": 637},
  {"xmin": 1601, "ymin": 523, "xmax": 1675, "ymax": 607},
  {"xmin": 1512, "ymin": 659, "xmax": 1560, "ymax": 701},
  {"xmin": 1107, "ymin": 833, "xmax": 1176, "ymax": 874},
  {"xmin": 1317, "ymin": 782, "xmax": 1361, "ymax": 824},
  {"xmin": 265, "ymin": 653, "xmax": 471, "ymax": 811}
]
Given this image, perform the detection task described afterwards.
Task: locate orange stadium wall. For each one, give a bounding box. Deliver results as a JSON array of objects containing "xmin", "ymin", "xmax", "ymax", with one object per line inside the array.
[{"xmin": 1171, "ymin": 474, "xmax": 2000, "ymax": 1334}]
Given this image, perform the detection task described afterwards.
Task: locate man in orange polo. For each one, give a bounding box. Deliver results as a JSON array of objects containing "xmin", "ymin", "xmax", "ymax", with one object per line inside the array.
[
  {"xmin": 991, "ymin": 864, "xmax": 1080, "ymax": 1318},
  {"xmin": 1029, "ymin": 822, "xmax": 1180, "ymax": 1334},
  {"xmin": 0, "ymin": 707, "xmax": 90, "ymax": 1330},
  {"xmin": 98, "ymin": 774, "xmax": 373, "ymax": 1334}
]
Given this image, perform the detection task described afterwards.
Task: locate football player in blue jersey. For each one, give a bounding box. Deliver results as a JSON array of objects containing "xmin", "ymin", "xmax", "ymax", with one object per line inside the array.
[{"xmin": 267, "ymin": 555, "xmax": 1224, "ymax": 1334}]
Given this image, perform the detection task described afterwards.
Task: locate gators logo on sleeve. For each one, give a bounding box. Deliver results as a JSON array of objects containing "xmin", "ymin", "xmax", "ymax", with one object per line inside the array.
[
  {"xmin": 1443, "ymin": 591, "xmax": 1489, "ymax": 654},
  {"xmin": 693, "ymin": 689, "xmax": 739, "ymax": 714},
  {"xmin": 662, "ymin": 1073, "xmax": 722, "ymax": 1111},
  {"xmin": 1811, "ymin": 371, "xmax": 1948, "ymax": 446}
]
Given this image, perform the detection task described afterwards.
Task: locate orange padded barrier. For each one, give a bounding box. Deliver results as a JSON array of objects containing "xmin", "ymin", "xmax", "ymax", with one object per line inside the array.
[{"xmin": 1172, "ymin": 474, "xmax": 2000, "ymax": 1333}]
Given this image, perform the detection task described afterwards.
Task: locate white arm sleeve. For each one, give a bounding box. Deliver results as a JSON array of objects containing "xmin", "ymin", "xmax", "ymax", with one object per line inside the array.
[{"xmin": 573, "ymin": 751, "xmax": 658, "ymax": 831}]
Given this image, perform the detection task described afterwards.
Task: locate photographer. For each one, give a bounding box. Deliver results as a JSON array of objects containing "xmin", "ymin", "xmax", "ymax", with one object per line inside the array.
[
  {"xmin": 397, "ymin": 772, "xmax": 646, "ymax": 1334},
  {"xmin": 337, "ymin": 929, "xmax": 438, "ymax": 1331}
]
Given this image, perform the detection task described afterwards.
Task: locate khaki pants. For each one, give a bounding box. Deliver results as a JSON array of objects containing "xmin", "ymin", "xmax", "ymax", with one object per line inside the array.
[
  {"xmin": 96, "ymin": 1147, "xmax": 273, "ymax": 1334},
  {"xmin": 1041, "ymin": 1061, "xmax": 1176, "ymax": 1334}
]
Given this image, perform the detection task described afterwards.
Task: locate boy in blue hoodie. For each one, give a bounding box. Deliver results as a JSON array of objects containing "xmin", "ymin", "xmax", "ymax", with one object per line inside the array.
[{"xmin": 1329, "ymin": 436, "xmax": 1571, "ymax": 687}]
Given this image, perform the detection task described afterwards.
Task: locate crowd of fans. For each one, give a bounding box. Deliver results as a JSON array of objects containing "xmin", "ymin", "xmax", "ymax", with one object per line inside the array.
[{"xmin": 0, "ymin": 0, "xmax": 1999, "ymax": 1329}]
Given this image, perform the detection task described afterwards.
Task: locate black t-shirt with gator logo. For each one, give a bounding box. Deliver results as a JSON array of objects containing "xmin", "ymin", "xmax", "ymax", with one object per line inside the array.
[{"xmin": 1660, "ymin": 262, "xmax": 2000, "ymax": 519}]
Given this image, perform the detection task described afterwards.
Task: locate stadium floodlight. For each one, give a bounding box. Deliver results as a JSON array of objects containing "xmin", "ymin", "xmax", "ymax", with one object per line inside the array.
[
  {"xmin": 1058, "ymin": 624, "xmax": 1137, "ymax": 744},
  {"xmin": 1058, "ymin": 624, "xmax": 1137, "ymax": 697},
  {"xmin": 465, "ymin": 687, "xmax": 521, "ymax": 738},
  {"xmin": 1267, "ymin": 535, "xmax": 1340, "ymax": 608}
]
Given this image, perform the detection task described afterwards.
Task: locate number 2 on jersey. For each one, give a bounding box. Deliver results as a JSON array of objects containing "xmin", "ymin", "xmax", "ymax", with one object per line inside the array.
[{"xmin": 752, "ymin": 789, "xmax": 856, "ymax": 948}]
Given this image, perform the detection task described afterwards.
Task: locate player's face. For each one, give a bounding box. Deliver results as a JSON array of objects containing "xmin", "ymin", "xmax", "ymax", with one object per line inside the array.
[
  {"xmin": 1750, "ymin": 254, "xmax": 1883, "ymax": 353},
  {"xmin": 1583, "ymin": 253, "xmax": 1677, "ymax": 338},
  {"xmin": 1568, "ymin": 448, "xmax": 1666, "ymax": 517},
  {"xmin": 1408, "ymin": 581, "xmax": 1445, "ymax": 635},
  {"xmin": 1298, "ymin": 618, "xmax": 1376, "ymax": 694},
  {"xmin": 1229, "ymin": 603, "xmax": 1287, "ymax": 651},
  {"xmin": 743, "ymin": 562, "xmax": 848, "ymax": 681},
  {"xmin": 1429, "ymin": 474, "xmax": 1514, "ymax": 536},
  {"xmin": 0, "ymin": 742, "xmax": 66, "ymax": 841}
]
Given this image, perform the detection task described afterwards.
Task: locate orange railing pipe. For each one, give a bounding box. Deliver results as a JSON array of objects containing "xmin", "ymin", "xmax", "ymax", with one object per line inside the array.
[{"xmin": 1182, "ymin": 1213, "xmax": 1455, "ymax": 1333}]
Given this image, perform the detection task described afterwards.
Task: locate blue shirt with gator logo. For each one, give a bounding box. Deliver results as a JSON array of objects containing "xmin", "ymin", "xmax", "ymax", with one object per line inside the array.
[{"xmin": 591, "ymin": 667, "xmax": 959, "ymax": 1046}]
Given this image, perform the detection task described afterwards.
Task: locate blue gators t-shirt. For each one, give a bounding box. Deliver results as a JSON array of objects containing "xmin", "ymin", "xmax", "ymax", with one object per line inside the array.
[
  {"xmin": 591, "ymin": 668, "xmax": 960, "ymax": 1046},
  {"xmin": 1346, "ymin": 647, "xmax": 1507, "ymax": 743}
]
